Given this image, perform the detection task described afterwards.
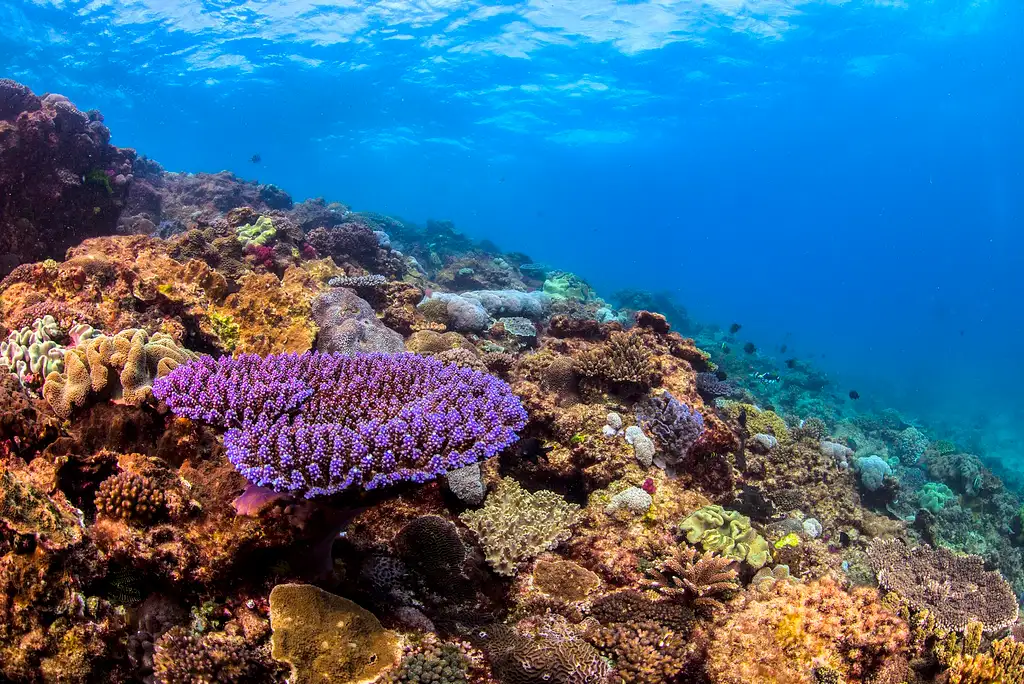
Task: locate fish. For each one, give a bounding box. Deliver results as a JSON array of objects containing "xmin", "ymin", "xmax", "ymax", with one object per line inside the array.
[
  {"xmin": 751, "ymin": 371, "xmax": 780, "ymax": 384},
  {"xmin": 743, "ymin": 342, "xmax": 756, "ymax": 354},
  {"xmin": 849, "ymin": 390, "xmax": 860, "ymax": 400},
  {"xmin": 780, "ymin": 344, "xmax": 787, "ymax": 354},
  {"xmin": 721, "ymin": 343, "xmax": 732, "ymax": 354},
  {"xmin": 729, "ymin": 323, "xmax": 742, "ymax": 334},
  {"xmin": 250, "ymin": 153, "xmax": 261, "ymax": 163},
  {"xmin": 786, "ymin": 358, "xmax": 797, "ymax": 369}
]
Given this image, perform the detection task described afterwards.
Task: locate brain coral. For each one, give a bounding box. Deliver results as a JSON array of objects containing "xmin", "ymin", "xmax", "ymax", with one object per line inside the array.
[
  {"xmin": 269, "ymin": 583, "xmax": 400, "ymax": 684},
  {"xmin": 680, "ymin": 505, "xmax": 770, "ymax": 569},
  {"xmin": 154, "ymin": 352, "xmax": 527, "ymax": 497},
  {"xmin": 473, "ymin": 623, "xmax": 610, "ymax": 684},
  {"xmin": 460, "ymin": 478, "xmax": 580, "ymax": 576},
  {"xmin": 867, "ymin": 538, "xmax": 1019, "ymax": 633},
  {"xmin": 43, "ymin": 329, "xmax": 198, "ymax": 419}
]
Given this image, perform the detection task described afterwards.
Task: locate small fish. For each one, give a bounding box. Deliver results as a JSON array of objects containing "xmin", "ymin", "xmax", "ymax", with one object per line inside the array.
[
  {"xmin": 779, "ymin": 344, "xmax": 787, "ymax": 354},
  {"xmin": 729, "ymin": 323, "xmax": 742, "ymax": 334},
  {"xmin": 250, "ymin": 153, "xmax": 261, "ymax": 164},
  {"xmin": 849, "ymin": 390, "xmax": 860, "ymax": 400},
  {"xmin": 751, "ymin": 371, "xmax": 780, "ymax": 384},
  {"xmin": 721, "ymin": 343, "xmax": 732, "ymax": 355},
  {"xmin": 786, "ymin": 358, "xmax": 797, "ymax": 369},
  {"xmin": 743, "ymin": 342, "xmax": 756, "ymax": 355}
]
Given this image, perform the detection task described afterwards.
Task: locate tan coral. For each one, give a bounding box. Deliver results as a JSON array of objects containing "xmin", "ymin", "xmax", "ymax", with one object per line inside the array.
[
  {"xmin": 42, "ymin": 328, "xmax": 197, "ymax": 419},
  {"xmin": 269, "ymin": 583, "xmax": 400, "ymax": 684}
]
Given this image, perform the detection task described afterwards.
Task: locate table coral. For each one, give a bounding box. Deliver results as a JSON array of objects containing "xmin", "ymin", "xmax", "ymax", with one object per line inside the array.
[
  {"xmin": 154, "ymin": 352, "xmax": 528, "ymax": 497},
  {"xmin": 460, "ymin": 478, "xmax": 580, "ymax": 576},
  {"xmin": 42, "ymin": 328, "xmax": 198, "ymax": 419},
  {"xmin": 867, "ymin": 538, "xmax": 1019, "ymax": 633},
  {"xmin": 269, "ymin": 583, "xmax": 401, "ymax": 684}
]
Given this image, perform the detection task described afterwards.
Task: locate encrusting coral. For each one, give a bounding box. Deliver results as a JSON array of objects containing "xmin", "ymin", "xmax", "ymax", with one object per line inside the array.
[
  {"xmin": 269, "ymin": 583, "xmax": 401, "ymax": 684},
  {"xmin": 460, "ymin": 478, "xmax": 581, "ymax": 576}
]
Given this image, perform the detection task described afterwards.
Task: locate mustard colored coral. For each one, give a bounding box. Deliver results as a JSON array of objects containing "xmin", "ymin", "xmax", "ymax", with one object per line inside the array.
[{"xmin": 269, "ymin": 583, "xmax": 400, "ymax": 684}]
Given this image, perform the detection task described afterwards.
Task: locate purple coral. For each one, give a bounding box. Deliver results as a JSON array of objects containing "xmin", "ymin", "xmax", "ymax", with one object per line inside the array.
[
  {"xmin": 153, "ymin": 352, "xmax": 528, "ymax": 497},
  {"xmin": 695, "ymin": 372, "xmax": 732, "ymax": 398},
  {"xmin": 636, "ymin": 392, "xmax": 704, "ymax": 468}
]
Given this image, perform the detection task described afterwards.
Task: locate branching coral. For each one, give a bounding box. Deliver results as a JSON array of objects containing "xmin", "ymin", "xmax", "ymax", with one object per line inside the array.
[
  {"xmin": 947, "ymin": 637, "xmax": 1024, "ymax": 684},
  {"xmin": 680, "ymin": 505, "xmax": 771, "ymax": 569},
  {"xmin": 152, "ymin": 627, "xmax": 254, "ymax": 684},
  {"xmin": 867, "ymin": 538, "xmax": 1019, "ymax": 633},
  {"xmin": 574, "ymin": 331, "xmax": 660, "ymax": 394},
  {"xmin": 154, "ymin": 353, "xmax": 527, "ymax": 497},
  {"xmin": 43, "ymin": 328, "xmax": 197, "ymax": 419},
  {"xmin": 705, "ymin": 577, "xmax": 909, "ymax": 684},
  {"xmin": 587, "ymin": 620, "xmax": 688, "ymax": 684},
  {"xmin": 642, "ymin": 546, "xmax": 739, "ymax": 614},
  {"xmin": 460, "ymin": 478, "xmax": 580, "ymax": 576}
]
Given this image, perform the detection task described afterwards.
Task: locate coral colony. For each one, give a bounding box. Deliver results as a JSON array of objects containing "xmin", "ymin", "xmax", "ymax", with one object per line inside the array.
[{"xmin": 2, "ymin": 79, "xmax": 1024, "ymax": 683}]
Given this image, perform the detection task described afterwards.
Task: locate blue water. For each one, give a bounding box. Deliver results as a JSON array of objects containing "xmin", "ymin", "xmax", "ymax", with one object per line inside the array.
[{"xmin": 2, "ymin": 0, "xmax": 1022, "ymax": 471}]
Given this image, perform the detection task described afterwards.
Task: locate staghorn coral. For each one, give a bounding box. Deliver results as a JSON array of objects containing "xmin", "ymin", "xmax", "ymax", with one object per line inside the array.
[
  {"xmin": 269, "ymin": 583, "xmax": 400, "ymax": 684},
  {"xmin": 154, "ymin": 352, "xmax": 527, "ymax": 497},
  {"xmin": 642, "ymin": 545, "xmax": 739, "ymax": 614},
  {"xmin": 152, "ymin": 627, "xmax": 256, "ymax": 684},
  {"xmin": 575, "ymin": 331, "xmax": 660, "ymax": 394},
  {"xmin": 473, "ymin": 623, "xmax": 610, "ymax": 684},
  {"xmin": 42, "ymin": 328, "xmax": 197, "ymax": 419},
  {"xmin": 867, "ymin": 538, "xmax": 1019, "ymax": 633},
  {"xmin": 705, "ymin": 577, "xmax": 909, "ymax": 684},
  {"xmin": 680, "ymin": 505, "xmax": 771, "ymax": 569},
  {"xmin": 460, "ymin": 478, "xmax": 580, "ymax": 576},
  {"xmin": 94, "ymin": 471, "xmax": 165, "ymax": 524}
]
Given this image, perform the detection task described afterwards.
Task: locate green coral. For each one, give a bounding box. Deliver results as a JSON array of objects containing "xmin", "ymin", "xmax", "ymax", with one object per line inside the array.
[
  {"xmin": 721, "ymin": 401, "xmax": 791, "ymax": 442},
  {"xmin": 933, "ymin": 439, "xmax": 957, "ymax": 455},
  {"xmin": 460, "ymin": 477, "xmax": 581, "ymax": 576},
  {"xmin": 236, "ymin": 215, "xmax": 277, "ymax": 248},
  {"xmin": 680, "ymin": 505, "xmax": 771, "ymax": 569},
  {"xmin": 918, "ymin": 482, "xmax": 957, "ymax": 514},
  {"xmin": 542, "ymin": 271, "xmax": 596, "ymax": 302},
  {"xmin": 774, "ymin": 533, "xmax": 801, "ymax": 550},
  {"xmin": 84, "ymin": 169, "xmax": 113, "ymax": 194},
  {"xmin": 208, "ymin": 312, "xmax": 241, "ymax": 353}
]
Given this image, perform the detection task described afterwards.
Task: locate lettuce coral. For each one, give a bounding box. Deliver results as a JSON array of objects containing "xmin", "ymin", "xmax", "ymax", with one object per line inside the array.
[{"xmin": 679, "ymin": 505, "xmax": 770, "ymax": 569}]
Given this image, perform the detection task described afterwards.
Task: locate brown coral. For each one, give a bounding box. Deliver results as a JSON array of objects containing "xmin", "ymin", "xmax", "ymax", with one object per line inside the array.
[
  {"xmin": 642, "ymin": 546, "xmax": 739, "ymax": 614},
  {"xmin": 153, "ymin": 627, "xmax": 255, "ymax": 684},
  {"xmin": 587, "ymin": 620, "xmax": 688, "ymax": 684},
  {"xmin": 867, "ymin": 538, "xmax": 1020, "ymax": 633},
  {"xmin": 947, "ymin": 637, "xmax": 1024, "ymax": 684},
  {"xmin": 574, "ymin": 331, "xmax": 660, "ymax": 394},
  {"xmin": 473, "ymin": 623, "xmax": 611, "ymax": 684},
  {"xmin": 94, "ymin": 471, "xmax": 165, "ymax": 524},
  {"xmin": 533, "ymin": 559, "xmax": 601, "ymax": 603}
]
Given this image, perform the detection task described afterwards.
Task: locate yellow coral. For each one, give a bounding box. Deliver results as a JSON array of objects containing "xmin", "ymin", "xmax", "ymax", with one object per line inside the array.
[
  {"xmin": 269, "ymin": 583, "xmax": 400, "ymax": 684},
  {"xmin": 721, "ymin": 401, "xmax": 791, "ymax": 443}
]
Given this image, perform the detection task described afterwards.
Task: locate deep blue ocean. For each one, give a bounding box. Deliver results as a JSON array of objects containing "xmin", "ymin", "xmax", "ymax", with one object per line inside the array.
[{"xmin": 2, "ymin": 0, "xmax": 1022, "ymax": 476}]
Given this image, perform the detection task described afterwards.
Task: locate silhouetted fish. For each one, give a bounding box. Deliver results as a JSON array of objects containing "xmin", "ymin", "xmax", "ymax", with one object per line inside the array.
[
  {"xmin": 780, "ymin": 344, "xmax": 787, "ymax": 353},
  {"xmin": 729, "ymin": 323, "xmax": 742, "ymax": 334},
  {"xmin": 743, "ymin": 342, "xmax": 756, "ymax": 354},
  {"xmin": 786, "ymin": 358, "xmax": 797, "ymax": 369},
  {"xmin": 849, "ymin": 390, "xmax": 860, "ymax": 400},
  {"xmin": 250, "ymin": 153, "xmax": 261, "ymax": 163}
]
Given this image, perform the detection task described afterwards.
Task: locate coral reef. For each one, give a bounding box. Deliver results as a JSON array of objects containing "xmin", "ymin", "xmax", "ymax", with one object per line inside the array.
[{"xmin": 680, "ymin": 505, "xmax": 771, "ymax": 568}]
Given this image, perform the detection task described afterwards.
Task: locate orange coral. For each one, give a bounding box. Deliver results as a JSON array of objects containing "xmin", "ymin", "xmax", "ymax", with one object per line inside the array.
[
  {"xmin": 210, "ymin": 268, "xmax": 321, "ymax": 354},
  {"xmin": 705, "ymin": 577, "xmax": 909, "ymax": 684}
]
